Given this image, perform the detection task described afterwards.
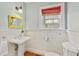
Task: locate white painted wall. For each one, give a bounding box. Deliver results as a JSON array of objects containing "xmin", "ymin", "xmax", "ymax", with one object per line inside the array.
[
  {"xmin": 67, "ymin": 2, "xmax": 79, "ymax": 31},
  {"xmin": 67, "ymin": 2, "xmax": 79, "ymax": 49}
]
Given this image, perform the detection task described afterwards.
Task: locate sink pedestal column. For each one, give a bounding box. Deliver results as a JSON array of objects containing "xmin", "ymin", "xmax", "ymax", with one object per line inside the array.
[
  {"xmin": 18, "ymin": 43, "xmax": 25, "ymax": 56},
  {"xmin": 8, "ymin": 43, "xmax": 25, "ymax": 56}
]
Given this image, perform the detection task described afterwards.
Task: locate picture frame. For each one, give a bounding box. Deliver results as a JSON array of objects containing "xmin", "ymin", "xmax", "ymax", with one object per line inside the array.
[{"xmin": 8, "ymin": 15, "xmax": 24, "ymax": 29}]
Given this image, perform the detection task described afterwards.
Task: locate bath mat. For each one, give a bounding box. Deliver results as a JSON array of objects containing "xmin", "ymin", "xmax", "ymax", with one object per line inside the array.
[{"xmin": 24, "ymin": 51, "xmax": 43, "ymax": 56}]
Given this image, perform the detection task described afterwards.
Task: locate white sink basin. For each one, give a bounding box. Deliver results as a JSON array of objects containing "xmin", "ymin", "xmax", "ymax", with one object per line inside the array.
[{"xmin": 8, "ymin": 36, "xmax": 30, "ymax": 44}]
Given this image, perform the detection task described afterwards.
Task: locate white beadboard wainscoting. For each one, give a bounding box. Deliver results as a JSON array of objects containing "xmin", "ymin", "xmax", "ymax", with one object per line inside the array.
[{"xmin": 24, "ymin": 29, "xmax": 68, "ymax": 55}]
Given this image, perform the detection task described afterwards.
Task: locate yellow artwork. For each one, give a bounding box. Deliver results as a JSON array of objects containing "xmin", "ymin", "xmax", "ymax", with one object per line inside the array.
[{"xmin": 8, "ymin": 15, "xmax": 24, "ymax": 29}]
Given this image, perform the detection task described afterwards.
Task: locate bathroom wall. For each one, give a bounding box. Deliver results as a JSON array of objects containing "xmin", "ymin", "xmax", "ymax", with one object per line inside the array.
[
  {"xmin": 25, "ymin": 29, "xmax": 68, "ymax": 55},
  {"xmin": 0, "ymin": 2, "xmax": 26, "ymax": 38},
  {"xmin": 25, "ymin": 2, "xmax": 68, "ymax": 55},
  {"xmin": 67, "ymin": 2, "xmax": 79, "ymax": 31},
  {"xmin": 67, "ymin": 2, "xmax": 79, "ymax": 49}
]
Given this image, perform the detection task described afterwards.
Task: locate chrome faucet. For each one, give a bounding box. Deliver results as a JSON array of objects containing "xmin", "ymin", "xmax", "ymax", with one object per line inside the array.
[{"xmin": 18, "ymin": 30, "xmax": 25, "ymax": 40}]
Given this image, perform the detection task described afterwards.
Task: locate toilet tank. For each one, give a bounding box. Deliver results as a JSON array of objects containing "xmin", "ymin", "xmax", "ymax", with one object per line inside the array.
[
  {"xmin": 67, "ymin": 30, "xmax": 79, "ymax": 49},
  {"xmin": 63, "ymin": 42, "xmax": 78, "ymax": 56}
]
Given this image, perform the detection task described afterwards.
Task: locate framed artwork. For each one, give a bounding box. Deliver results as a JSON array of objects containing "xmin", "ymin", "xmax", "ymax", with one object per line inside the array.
[{"xmin": 8, "ymin": 15, "xmax": 24, "ymax": 29}]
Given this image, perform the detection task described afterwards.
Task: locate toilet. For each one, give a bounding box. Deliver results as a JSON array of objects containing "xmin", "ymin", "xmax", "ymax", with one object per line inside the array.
[{"xmin": 63, "ymin": 42, "xmax": 78, "ymax": 56}]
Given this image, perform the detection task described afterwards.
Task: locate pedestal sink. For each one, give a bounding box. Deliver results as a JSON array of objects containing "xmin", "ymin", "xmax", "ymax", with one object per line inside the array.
[
  {"xmin": 7, "ymin": 36, "xmax": 30, "ymax": 56},
  {"xmin": 8, "ymin": 36, "xmax": 30, "ymax": 44}
]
